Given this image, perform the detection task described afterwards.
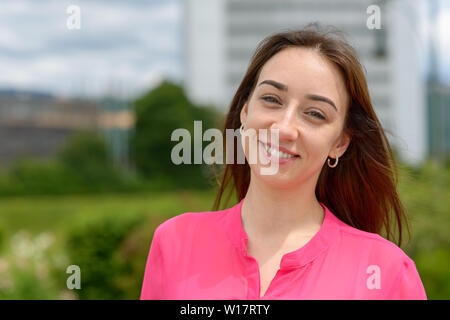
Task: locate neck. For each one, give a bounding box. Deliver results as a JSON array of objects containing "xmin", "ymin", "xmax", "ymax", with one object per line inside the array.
[{"xmin": 241, "ymin": 172, "xmax": 325, "ymax": 241}]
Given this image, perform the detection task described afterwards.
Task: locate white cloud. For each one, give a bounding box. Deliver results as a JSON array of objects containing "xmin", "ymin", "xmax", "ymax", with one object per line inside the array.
[{"xmin": 0, "ymin": 0, "xmax": 182, "ymax": 98}]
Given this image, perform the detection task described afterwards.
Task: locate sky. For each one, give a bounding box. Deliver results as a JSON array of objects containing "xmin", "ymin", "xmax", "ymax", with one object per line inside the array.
[
  {"xmin": 420, "ymin": 0, "xmax": 450, "ymax": 83},
  {"xmin": 0, "ymin": 0, "xmax": 448, "ymax": 100},
  {"xmin": 0, "ymin": 0, "xmax": 182, "ymax": 99},
  {"xmin": 435, "ymin": 3, "xmax": 450, "ymax": 82}
]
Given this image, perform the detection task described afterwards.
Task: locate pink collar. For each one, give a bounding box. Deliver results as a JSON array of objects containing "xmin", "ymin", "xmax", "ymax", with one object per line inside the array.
[{"xmin": 221, "ymin": 198, "xmax": 342, "ymax": 269}]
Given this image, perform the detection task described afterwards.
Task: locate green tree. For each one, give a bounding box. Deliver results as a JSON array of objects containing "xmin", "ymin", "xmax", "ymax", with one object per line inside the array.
[
  {"xmin": 56, "ymin": 130, "xmax": 124, "ymax": 191},
  {"xmin": 129, "ymin": 80, "xmax": 221, "ymax": 189}
]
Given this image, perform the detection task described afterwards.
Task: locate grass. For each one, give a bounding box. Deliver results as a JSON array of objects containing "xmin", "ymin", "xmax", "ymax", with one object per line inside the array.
[{"xmin": 0, "ymin": 189, "xmax": 217, "ymax": 250}]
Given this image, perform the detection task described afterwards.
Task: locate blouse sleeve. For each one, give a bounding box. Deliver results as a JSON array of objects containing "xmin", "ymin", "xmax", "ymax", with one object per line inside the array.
[
  {"xmin": 140, "ymin": 226, "xmax": 165, "ymax": 300},
  {"xmin": 389, "ymin": 257, "xmax": 427, "ymax": 300}
]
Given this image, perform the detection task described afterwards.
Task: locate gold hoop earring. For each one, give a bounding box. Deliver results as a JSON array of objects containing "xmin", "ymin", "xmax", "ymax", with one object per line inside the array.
[
  {"xmin": 327, "ymin": 154, "xmax": 339, "ymax": 168},
  {"xmin": 239, "ymin": 123, "xmax": 244, "ymax": 135}
]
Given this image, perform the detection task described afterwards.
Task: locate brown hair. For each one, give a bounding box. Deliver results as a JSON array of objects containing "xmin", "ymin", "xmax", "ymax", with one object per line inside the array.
[{"xmin": 211, "ymin": 23, "xmax": 410, "ymax": 247}]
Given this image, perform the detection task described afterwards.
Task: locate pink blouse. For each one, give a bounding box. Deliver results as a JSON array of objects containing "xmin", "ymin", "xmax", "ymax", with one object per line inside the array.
[{"xmin": 140, "ymin": 199, "xmax": 427, "ymax": 300}]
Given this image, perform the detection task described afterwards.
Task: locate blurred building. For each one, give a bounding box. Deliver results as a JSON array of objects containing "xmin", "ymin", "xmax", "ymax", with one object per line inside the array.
[
  {"xmin": 427, "ymin": 82, "xmax": 450, "ymax": 161},
  {"xmin": 183, "ymin": 0, "xmax": 429, "ymax": 165},
  {"xmin": 99, "ymin": 98, "xmax": 136, "ymax": 170},
  {"xmin": 426, "ymin": 0, "xmax": 450, "ymax": 162},
  {"xmin": 0, "ymin": 90, "xmax": 135, "ymax": 169}
]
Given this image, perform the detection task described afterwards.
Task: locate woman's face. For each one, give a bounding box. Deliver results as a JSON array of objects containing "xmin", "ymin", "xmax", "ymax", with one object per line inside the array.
[{"xmin": 240, "ymin": 46, "xmax": 351, "ymax": 188}]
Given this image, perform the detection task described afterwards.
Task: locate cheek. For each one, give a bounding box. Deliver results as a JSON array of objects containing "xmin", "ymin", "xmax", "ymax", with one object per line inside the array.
[
  {"xmin": 301, "ymin": 129, "xmax": 333, "ymax": 160},
  {"xmin": 244, "ymin": 111, "xmax": 273, "ymax": 130}
]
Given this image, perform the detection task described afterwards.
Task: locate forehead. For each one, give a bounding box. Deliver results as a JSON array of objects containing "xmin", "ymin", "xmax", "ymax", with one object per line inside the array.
[{"xmin": 256, "ymin": 47, "xmax": 349, "ymax": 111}]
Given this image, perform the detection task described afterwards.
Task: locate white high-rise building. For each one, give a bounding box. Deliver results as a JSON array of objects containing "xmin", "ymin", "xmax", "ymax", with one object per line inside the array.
[{"xmin": 183, "ymin": 0, "xmax": 427, "ymax": 165}]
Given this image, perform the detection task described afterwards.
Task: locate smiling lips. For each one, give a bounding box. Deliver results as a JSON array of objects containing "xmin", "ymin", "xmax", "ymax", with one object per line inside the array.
[{"xmin": 259, "ymin": 141, "xmax": 300, "ymax": 164}]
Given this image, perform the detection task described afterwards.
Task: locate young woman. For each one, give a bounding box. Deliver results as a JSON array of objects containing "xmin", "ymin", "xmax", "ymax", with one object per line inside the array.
[{"xmin": 140, "ymin": 24, "xmax": 427, "ymax": 300}]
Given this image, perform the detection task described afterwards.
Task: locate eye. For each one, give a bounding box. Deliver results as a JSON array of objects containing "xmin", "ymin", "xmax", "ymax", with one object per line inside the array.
[
  {"xmin": 261, "ymin": 96, "xmax": 281, "ymax": 105},
  {"xmin": 307, "ymin": 110, "xmax": 326, "ymax": 120}
]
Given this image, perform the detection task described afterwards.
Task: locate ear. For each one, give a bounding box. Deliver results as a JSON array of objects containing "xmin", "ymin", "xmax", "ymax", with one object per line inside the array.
[
  {"xmin": 240, "ymin": 101, "xmax": 248, "ymax": 125},
  {"xmin": 329, "ymin": 129, "xmax": 352, "ymax": 159}
]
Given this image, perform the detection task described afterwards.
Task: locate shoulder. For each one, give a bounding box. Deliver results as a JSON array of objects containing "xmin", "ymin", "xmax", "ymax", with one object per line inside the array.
[
  {"xmin": 333, "ymin": 217, "xmax": 414, "ymax": 267},
  {"xmin": 332, "ymin": 219, "xmax": 426, "ymax": 297},
  {"xmin": 152, "ymin": 206, "xmax": 229, "ymax": 242},
  {"xmin": 336, "ymin": 222, "xmax": 427, "ymax": 299}
]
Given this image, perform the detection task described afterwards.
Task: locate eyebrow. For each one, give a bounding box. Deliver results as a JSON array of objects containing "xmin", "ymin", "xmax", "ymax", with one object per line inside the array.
[{"xmin": 258, "ymin": 79, "xmax": 338, "ymax": 111}]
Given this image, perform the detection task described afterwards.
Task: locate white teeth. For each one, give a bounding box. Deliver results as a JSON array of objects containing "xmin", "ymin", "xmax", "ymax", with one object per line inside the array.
[{"xmin": 262, "ymin": 142, "xmax": 296, "ymax": 158}]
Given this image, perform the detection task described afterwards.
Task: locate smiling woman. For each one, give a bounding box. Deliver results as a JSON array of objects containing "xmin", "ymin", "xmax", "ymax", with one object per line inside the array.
[{"xmin": 140, "ymin": 23, "xmax": 427, "ymax": 300}]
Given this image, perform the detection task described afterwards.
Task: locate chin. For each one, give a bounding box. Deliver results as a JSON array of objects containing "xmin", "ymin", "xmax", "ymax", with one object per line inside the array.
[{"xmin": 251, "ymin": 165, "xmax": 301, "ymax": 189}]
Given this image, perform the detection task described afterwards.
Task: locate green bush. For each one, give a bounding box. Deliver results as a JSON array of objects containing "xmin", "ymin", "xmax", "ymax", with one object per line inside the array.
[
  {"xmin": 415, "ymin": 248, "xmax": 450, "ymax": 299},
  {"xmin": 56, "ymin": 130, "xmax": 129, "ymax": 190},
  {"xmin": 0, "ymin": 131, "xmax": 145, "ymax": 196},
  {"xmin": 58, "ymin": 130, "xmax": 110, "ymax": 167},
  {"xmin": 7, "ymin": 158, "xmax": 80, "ymax": 195},
  {"xmin": 398, "ymin": 159, "xmax": 450, "ymax": 299},
  {"xmin": 0, "ymin": 231, "xmax": 68, "ymax": 300},
  {"xmin": 0, "ymin": 223, "xmax": 3, "ymax": 253},
  {"xmin": 65, "ymin": 212, "xmax": 146, "ymax": 299}
]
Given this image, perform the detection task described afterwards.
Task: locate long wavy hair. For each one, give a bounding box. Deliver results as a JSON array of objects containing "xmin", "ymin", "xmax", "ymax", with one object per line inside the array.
[{"xmin": 211, "ymin": 23, "xmax": 410, "ymax": 247}]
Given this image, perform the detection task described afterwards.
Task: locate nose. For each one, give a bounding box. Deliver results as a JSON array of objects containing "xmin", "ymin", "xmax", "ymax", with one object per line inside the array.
[{"xmin": 270, "ymin": 106, "xmax": 299, "ymax": 142}]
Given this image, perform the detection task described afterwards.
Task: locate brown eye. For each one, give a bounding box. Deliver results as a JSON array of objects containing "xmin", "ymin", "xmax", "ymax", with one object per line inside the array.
[
  {"xmin": 308, "ymin": 111, "xmax": 326, "ymax": 120},
  {"xmin": 261, "ymin": 96, "xmax": 280, "ymax": 105}
]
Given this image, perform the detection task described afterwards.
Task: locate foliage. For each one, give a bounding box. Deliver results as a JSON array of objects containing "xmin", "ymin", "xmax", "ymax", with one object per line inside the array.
[
  {"xmin": 65, "ymin": 212, "xmax": 146, "ymax": 299},
  {"xmin": 0, "ymin": 231, "xmax": 72, "ymax": 299},
  {"xmin": 415, "ymin": 248, "xmax": 450, "ymax": 299},
  {"xmin": 0, "ymin": 81, "xmax": 224, "ymax": 196},
  {"xmin": 397, "ymin": 159, "xmax": 450, "ymax": 299},
  {"xmin": 0, "ymin": 149, "xmax": 448, "ymax": 299},
  {"xmin": 129, "ymin": 80, "xmax": 222, "ymax": 189},
  {"xmin": 0, "ymin": 131, "xmax": 144, "ymax": 196},
  {"xmin": 0, "ymin": 190, "xmax": 215, "ymax": 299},
  {"xmin": 56, "ymin": 130, "xmax": 120, "ymax": 185}
]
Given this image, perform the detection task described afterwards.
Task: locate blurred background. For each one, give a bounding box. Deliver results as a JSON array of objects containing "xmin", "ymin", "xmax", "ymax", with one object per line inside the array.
[{"xmin": 0, "ymin": 0, "xmax": 448, "ymax": 299}]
